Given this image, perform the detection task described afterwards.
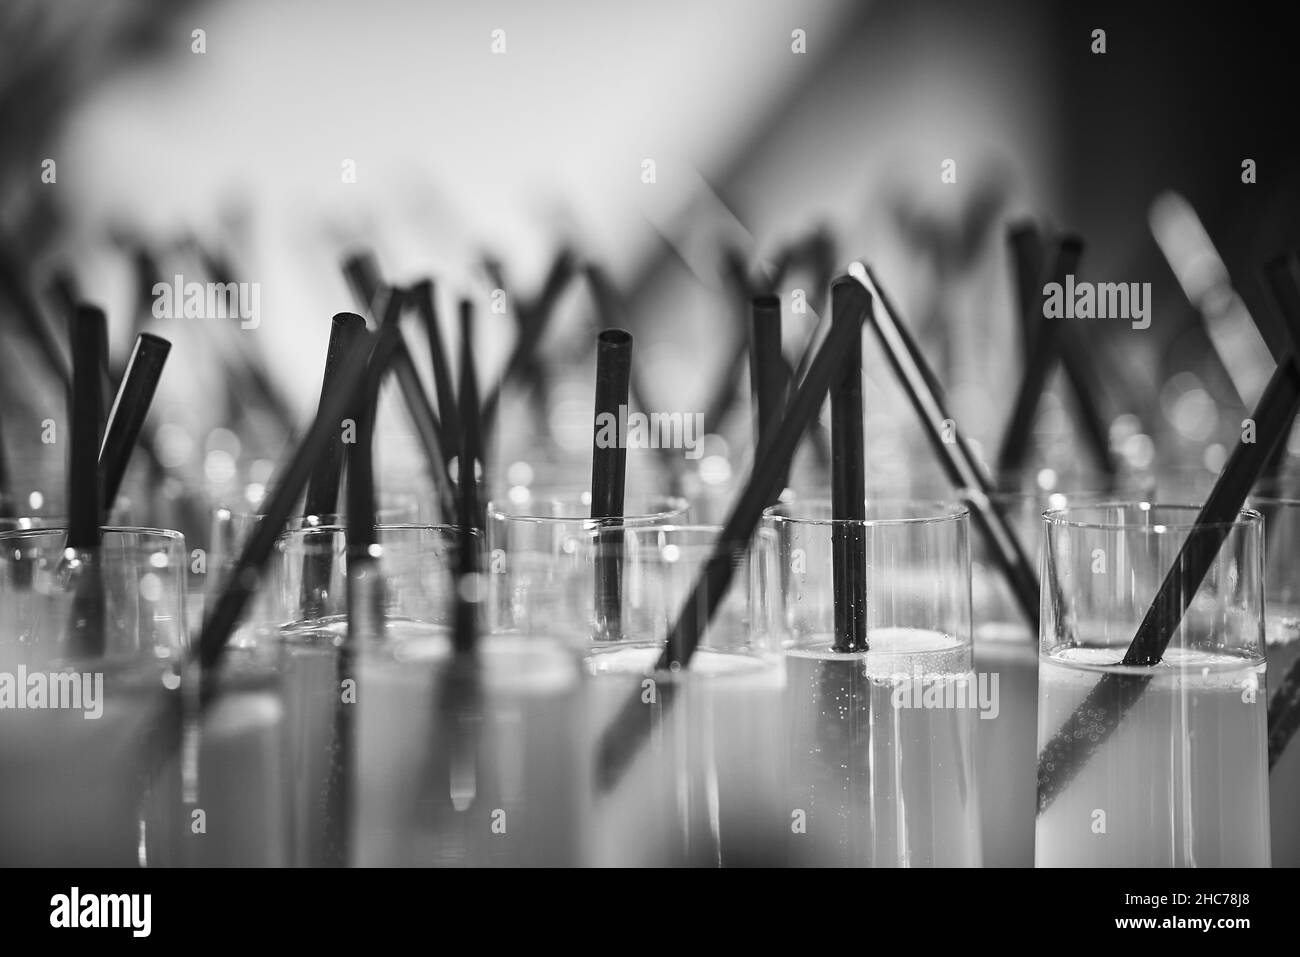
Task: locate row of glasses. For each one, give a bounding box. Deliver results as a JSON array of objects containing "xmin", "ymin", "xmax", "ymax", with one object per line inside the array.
[{"xmin": 0, "ymin": 481, "xmax": 1289, "ymax": 866}]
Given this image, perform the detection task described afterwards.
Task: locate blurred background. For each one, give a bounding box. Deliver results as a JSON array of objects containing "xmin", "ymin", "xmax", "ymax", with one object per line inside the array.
[{"xmin": 3, "ymin": 0, "xmax": 1299, "ymax": 541}]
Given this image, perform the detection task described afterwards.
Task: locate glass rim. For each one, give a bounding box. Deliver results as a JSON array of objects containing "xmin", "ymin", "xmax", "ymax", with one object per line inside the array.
[
  {"xmin": 594, "ymin": 523, "xmax": 723, "ymax": 541},
  {"xmin": 763, "ymin": 498, "xmax": 969, "ymax": 527},
  {"xmin": 486, "ymin": 493, "xmax": 690, "ymax": 526},
  {"xmin": 277, "ymin": 522, "xmax": 478, "ymax": 538},
  {"xmin": 0, "ymin": 524, "xmax": 185, "ymax": 544},
  {"xmin": 1248, "ymin": 495, "xmax": 1300, "ymax": 509},
  {"xmin": 1042, "ymin": 502, "xmax": 1263, "ymax": 531}
]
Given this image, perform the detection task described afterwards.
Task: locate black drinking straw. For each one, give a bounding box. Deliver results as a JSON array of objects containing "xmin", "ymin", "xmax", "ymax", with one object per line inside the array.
[
  {"xmin": 595, "ymin": 277, "xmax": 873, "ymax": 790},
  {"xmin": 996, "ymin": 235, "xmax": 1085, "ymax": 475},
  {"xmin": 1008, "ymin": 221, "xmax": 1044, "ymax": 348},
  {"xmin": 346, "ymin": 293, "xmax": 407, "ymax": 565},
  {"xmin": 853, "ymin": 263, "xmax": 1040, "ymax": 627},
  {"xmin": 341, "ymin": 254, "xmax": 457, "ymax": 519},
  {"xmin": 88, "ymin": 305, "xmax": 111, "ymax": 434},
  {"xmin": 1007, "ymin": 224, "xmax": 1117, "ymax": 483},
  {"xmin": 329, "ymin": 299, "xmax": 407, "ymax": 871},
  {"xmin": 829, "ymin": 280, "xmax": 867, "ymax": 652},
  {"xmin": 68, "ymin": 305, "xmax": 106, "ymax": 658},
  {"xmin": 342, "ymin": 252, "xmax": 383, "ymax": 314},
  {"xmin": 454, "ymin": 299, "xmax": 483, "ymax": 655},
  {"xmin": 1036, "ymin": 251, "xmax": 1300, "ymax": 813},
  {"xmin": 99, "ymin": 333, "xmax": 171, "ymax": 514},
  {"xmin": 591, "ymin": 329, "xmax": 633, "ymax": 639},
  {"xmin": 300, "ymin": 313, "xmax": 366, "ymax": 618},
  {"xmin": 196, "ymin": 327, "xmax": 375, "ymax": 679},
  {"xmin": 305, "ymin": 313, "xmax": 366, "ymax": 521},
  {"xmin": 1269, "ymin": 657, "xmax": 1300, "ymax": 769},
  {"xmin": 412, "ymin": 278, "xmax": 460, "ymax": 448},
  {"xmin": 584, "ymin": 263, "xmax": 686, "ymax": 493},
  {"xmin": 748, "ymin": 295, "xmax": 787, "ymax": 445},
  {"xmin": 390, "ymin": 330, "xmax": 458, "ymax": 523},
  {"xmin": 480, "ymin": 248, "xmax": 577, "ymax": 435}
]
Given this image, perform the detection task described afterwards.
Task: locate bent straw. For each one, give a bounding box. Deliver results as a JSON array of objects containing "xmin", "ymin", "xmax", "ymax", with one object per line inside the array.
[
  {"xmin": 996, "ymin": 235, "xmax": 1085, "ymax": 475},
  {"xmin": 591, "ymin": 329, "xmax": 633, "ymax": 640},
  {"xmin": 68, "ymin": 304, "xmax": 106, "ymax": 658},
  {"xmin": 829, "ymin": 279, "xmax": 867, "ymax": 652},
  {"xmin": 99, "ymin": 333, "xmax": 171, "ymax": 514},
  {"xmin": 1036, "ymin": 251, "xmax": 1300, "ymax": 813},
  {"xmin": 196, "ymin": 327, "xmax": 375, "ymax": 679},
  {"xmin": 852, "ymin": 262, "xmax": 1040, "ymax": 627},
  {"xmin": 595, "ymin": 277, "xmax": 872, "ymax": 790}
]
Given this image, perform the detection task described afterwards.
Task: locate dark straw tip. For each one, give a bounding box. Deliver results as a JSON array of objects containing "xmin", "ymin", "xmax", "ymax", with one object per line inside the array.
[
  {"xmin": 136, "ymin": 331, "xmax": 171, "ymax": 351},
  {"xmin": 598, "ymin": 328, "xmax": 633, "ymax": 348}
]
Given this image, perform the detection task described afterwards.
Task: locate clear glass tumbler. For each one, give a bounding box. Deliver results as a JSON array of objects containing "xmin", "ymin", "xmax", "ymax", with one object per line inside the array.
[
  {"xmin": 1036, "ymin": 503, "xmax": 1269, "ymax": 867},
  {"xmin": 0, "ymin": 525, "xmax": 187, "ymax": 866},
  {"xmin": 1246, "ymin": 493, "xmax": 1300, "ymax": 867},
  {"xmin": 575, "ymin": 523, "xmax": 787, "ymax": 866},
  {"xmin": 762, "ymin": 500, "xmax": 981, "ymax": 867}
]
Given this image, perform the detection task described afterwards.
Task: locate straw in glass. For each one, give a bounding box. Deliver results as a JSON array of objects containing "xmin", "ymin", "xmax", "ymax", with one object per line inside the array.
[
  {"xmin": 829, "ymin": 279, "xmax": 867, "ymax": 652},
  {"xmin": 1036, "ymin": 251, "xmax": 1300, "ymax": 812},
  {"xmin": 851, "ymin": 262, "xmax": 1040, "ymax": 628},
  {"xmin": 67, "ymin": 304, "xmax": 106, "ymax": 657},
  {"xmin": 591, "ymin": 329, "xmax": 633, "ymax": 639},
  {"xmin": 595, "ymin": 276, "xmax": 873, "ymax": 790}
]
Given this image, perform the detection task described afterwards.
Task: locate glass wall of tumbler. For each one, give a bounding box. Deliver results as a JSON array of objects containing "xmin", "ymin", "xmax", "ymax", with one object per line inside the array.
[
  {"xmin": 1035, "ymin": 503, "xmax": 1269, "ymax": 867},
  {"xmin": 761, "ymin": 500, "xmax": 980, "ymax": 867}
]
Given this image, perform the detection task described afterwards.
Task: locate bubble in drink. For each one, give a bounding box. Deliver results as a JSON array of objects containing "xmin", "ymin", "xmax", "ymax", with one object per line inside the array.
[
  {"xmin": 1035, "ymin": 646, "xmax": 1269, "ymax": 867},
  {"xmin": 785, "ymin": 627, "xmax": 980, "ymax": 867}
]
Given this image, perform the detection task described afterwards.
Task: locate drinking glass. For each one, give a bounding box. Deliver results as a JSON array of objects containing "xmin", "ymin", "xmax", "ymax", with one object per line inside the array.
[
  {"xmin": 1246, "ymin": 494, "xmax": 1300, "ymax": 867},
  {"xmin": 574, "ymin": 524, "xmax": 787, "ymax": 866},
  {"xmin": 1036, "ymin": 503, "xmax": 1269, "ymax": 867},
  {"xmin": 762, "ymin": 500, "xmax": 981, "ymax": 867},
  {"xmin": 0, "ymin": 526, "xmax": 187, "ymax": 866},
  {"xmin": 966, "ymin": 470, "xmax": 1131, "ymax": 867},
  {"xmin": 486, "ymin": 491, "xmax": 690, "ymax": 637}
]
